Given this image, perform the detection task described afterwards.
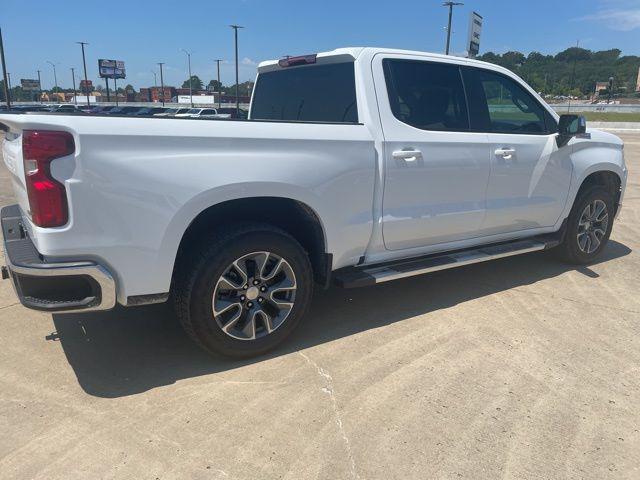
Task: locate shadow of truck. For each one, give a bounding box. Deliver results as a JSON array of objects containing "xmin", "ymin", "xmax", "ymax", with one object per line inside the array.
[{"xmin": 51, "ymin": 242, "xmax": 631, "ymax": 398}]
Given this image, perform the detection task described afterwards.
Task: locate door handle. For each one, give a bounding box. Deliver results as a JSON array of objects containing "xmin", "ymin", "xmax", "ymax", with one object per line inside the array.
[
  {"xmin": 392, "ymin": 149, "xmax": 423, "ymax": 163},
  {"xmin": 494, "ymin": 148, "xmax": 516, "ymax": 160}
]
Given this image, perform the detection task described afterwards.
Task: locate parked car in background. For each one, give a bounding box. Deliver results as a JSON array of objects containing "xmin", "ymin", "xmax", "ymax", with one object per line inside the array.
[
  {"xmin": 217, "ymin": 107, "xmax": 248, "ymax": 119},
  {"xmin": 47, "ymin": 104, "xmax": 82, "ymax": 113},
  {"xmin": 8, "ymin": 105, "xmax": 50, "ymax": 113},
  {"xmin": 105, "ymin": 106, "xmax": 143, "ymax": 115},
  {"xmin": 86, "ymin": 106, "xmax": 115, "ymax": 114},
  {"xmin": 173, "ymin": 108, "xmax": 225, "ymax": 118},
  {"xmin": 193, "ymin": 108, "xmax": 228, "ymax": 119},
  {"xmin": 130, "ymin": 107, "xmax": 169, "ymax": 116},
  {"xmin": 0, "ymin": 47, "xmax": 627, "ymax": 359},
  {"xmin": 174, "ymin": 108, "xmax": 204, "ymax": 117},
  {"xmin": 154, "ymin": 108, "xmax": 192, "ymax": 117}
]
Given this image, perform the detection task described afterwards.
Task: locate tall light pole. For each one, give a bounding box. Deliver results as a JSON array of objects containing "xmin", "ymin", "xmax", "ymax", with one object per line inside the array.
[
  {"xmin": 157, "ymin": 62, "xmax": 165, "ymax": 106},
  {"xmin": 230, "ymin": 25, "xmax": 243, "ymax": 116},
  {"xmin": 0, "ymin": 28, "xmax": 11, "ymax": 108},
  {"xmin": 47, "ymin": 61, "xmax": 58, "ymax": 94},
  {"xmin": 181, "ymin": 48, "xmax": 193, "ymax": 107},
  {"xmin": 214, "ymin": 59, "xmax": 222, "ymax": 109},
  {"xmin": 443, "ymin": 2, "xmax": 463, "ymax": 55},
  {"xmin": 37, "ymin": 69, "xmax": 42, "ymax": 103},
  {"xmin": 70, "ymin": 67, "xmax": 77, "ymax": 104},
  {"xmin": 76, "ymin": 42, "xmax": 90, "ymax": 107},
  {"xmin": 151, "ymin": 70, "xmax": 157, "ymax": 88},
  {"xmin": 567, "ymin": 40, "xmax": 579, "ymax": 113}
]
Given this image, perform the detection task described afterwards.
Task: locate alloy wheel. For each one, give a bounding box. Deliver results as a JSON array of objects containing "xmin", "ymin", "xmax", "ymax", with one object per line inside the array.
[
  {"xmin": 212, "ymin": 251, "xmax": 297, "ymax": 341},
  {"xmin": 577, "ymin": 199, "xmax": 609, "ymax": 254}
]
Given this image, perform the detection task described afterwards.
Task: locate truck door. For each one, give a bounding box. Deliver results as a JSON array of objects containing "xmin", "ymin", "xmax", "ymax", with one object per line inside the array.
[
  {"xmin": 460, "ymin": 66, "xmax": 573, "ymax": 234},
  {"xmin": 373, "ymin": 55, "xmax": 491, "ymax": 250}
]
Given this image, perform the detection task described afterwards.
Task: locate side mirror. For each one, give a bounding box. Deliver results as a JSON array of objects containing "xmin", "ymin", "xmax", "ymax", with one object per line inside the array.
[{"xmin": 557, "ymin": 114, "xmax": 587, "ymax": 147}]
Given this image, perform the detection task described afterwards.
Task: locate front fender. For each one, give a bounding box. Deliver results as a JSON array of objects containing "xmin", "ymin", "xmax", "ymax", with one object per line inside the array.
[{"xmin": 556, "ymin": 131, "xmax": 626, "ymax": 225}]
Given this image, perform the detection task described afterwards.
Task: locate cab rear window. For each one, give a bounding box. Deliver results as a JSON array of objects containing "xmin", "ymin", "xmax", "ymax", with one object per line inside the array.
[{"xmin": 251, "ymin": 62, "xmax": 358, "ymax": 123}]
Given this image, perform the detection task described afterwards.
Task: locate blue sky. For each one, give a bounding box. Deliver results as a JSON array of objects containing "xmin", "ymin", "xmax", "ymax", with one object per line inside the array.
[{"xmin": 3, "ymin": 0, "xmax": 639, "ymax": 89}]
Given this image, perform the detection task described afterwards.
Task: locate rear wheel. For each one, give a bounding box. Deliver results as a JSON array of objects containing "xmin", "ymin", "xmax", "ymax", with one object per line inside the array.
[
  {"xmin": 555, "ymin": 185, "xmax": 615, "ymax": 264},
  {"xmin": 173, "ymin": 224, "xmax": 313, "ymax": 358}
]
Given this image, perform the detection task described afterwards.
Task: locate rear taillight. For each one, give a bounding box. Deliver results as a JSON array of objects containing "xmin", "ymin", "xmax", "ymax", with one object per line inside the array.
[{"xmin": 22, "ymin": 130, "xmax": 74, "ymax": 227}]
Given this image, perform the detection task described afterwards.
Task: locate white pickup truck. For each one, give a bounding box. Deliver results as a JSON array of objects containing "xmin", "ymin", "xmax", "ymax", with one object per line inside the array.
[{"xmin": 0, "ymin": 47, "xmax": 627, "ymax": 358}]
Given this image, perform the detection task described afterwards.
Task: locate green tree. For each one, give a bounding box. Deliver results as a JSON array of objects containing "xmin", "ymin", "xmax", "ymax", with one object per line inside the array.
[
  {"xmin": 207, "ymin": 79, "xmax": 222, "ymax": 91},
  {"xmin": 477, "ymin": 46, "xmax": 640, "ymax": 97},
  {"xmin": 222, "ymin": 81, "xmax": 255, "ymax": 96},
  {"xmin": 182, "ymin": 75, "xmax": 203, "ymax": 90}
]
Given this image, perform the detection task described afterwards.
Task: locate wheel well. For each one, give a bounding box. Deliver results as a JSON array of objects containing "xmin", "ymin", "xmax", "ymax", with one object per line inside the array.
[
  {"xmin": 579, "ymin": 171, "xmax": 622, "ymax": 207},
  {"xmin": 174, "ymin": 197, "xmax": 329, "ymax": 285}
]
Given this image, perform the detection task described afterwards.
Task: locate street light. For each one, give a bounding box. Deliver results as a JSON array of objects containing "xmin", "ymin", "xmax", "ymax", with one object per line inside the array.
[
  {"xmin": 214, "ymin": 59, "xmax": 223, "ymax": 109},
  {"xmin": 442, "ymin": 2, "xmax": 464, "ymax": 55},
  {"xmin": 157, "ymin": 62, "xmax": 165, "ymax": 107},
  {"xmin": 76, "ymin": 42, "xmax": 90, "ymax": 107},
  {"xmin": 181, "ymin": 48, "xmax": 194, "ymax": 107},
  {"xmin": 0, "ymin": 28, "xmax": 10, "ymax": 108},
  {"xmin": 37, "ymin": 69, "xmax": 42, "ymax": 103},
  {"xmin": 151, "ymin": 70, "xmax": 157, "ymax": 88},
  {"xmin": 47, "ymin": 60, "xmax": 58, "ymax": 92},
  {"xmin": 230, "ymin": 25, "xmax": 244, "ymax": 116},
  {"xmin": 70, "ymin": 67, "xmax": 77, "ymax": 104}
]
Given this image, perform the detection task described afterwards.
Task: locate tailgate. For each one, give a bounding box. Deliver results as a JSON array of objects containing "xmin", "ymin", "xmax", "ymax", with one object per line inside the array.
[{"xmin": 1, "ymin": 126, "xmax": 30, "ymax": 218}]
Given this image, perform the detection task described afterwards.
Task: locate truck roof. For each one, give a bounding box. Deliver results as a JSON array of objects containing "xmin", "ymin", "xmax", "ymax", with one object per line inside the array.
[{"xmin": 257, "ymin": 47, "xmax": 506, "ymax": 74}]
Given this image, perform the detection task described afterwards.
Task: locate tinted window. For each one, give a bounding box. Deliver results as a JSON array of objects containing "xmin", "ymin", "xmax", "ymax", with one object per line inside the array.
[
  {"xmin": 251, "ymin": 62, "xmax": 358, "ymax": 123},
  {"xmin": 202, "ymin": 109, "xmax": 216, "ymax": 114},
  {"xmin": 382, "ymin": 59, "xmax": 469, "ymax": 132},
  {"xmin": 462, "ymin": 67, "xmax": 548, "ymax": 134}
]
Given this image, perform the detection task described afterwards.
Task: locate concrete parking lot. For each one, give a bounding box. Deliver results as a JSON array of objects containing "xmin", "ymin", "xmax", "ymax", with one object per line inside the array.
[{"xmin": 0, "ymin": 133, "xmax": 639, "ymax": 480}]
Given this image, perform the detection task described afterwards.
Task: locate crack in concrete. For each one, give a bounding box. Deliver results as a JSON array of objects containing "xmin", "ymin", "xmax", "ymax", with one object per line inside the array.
[{"xmin": 299, "ymin": 351, "xmax": 359, "ymax": 480}]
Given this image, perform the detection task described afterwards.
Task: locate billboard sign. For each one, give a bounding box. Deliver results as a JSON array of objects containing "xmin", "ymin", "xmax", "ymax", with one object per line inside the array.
[
  {"xmin": 98, "ymin": 59, "xmax": 126, "ymax": 79},
  {"xmin": 467, "ymin": 12, "xmax": 483, "ymax": 58},
  {"xmin": 80, "ymin": 79, "xmax": 93, "ymax": 93},
  {"xmin": 20, "ymin": 79, "xmax": 41, "ymax": 91}
]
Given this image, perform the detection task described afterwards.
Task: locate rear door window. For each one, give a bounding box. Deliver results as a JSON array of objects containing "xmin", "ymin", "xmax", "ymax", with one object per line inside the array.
[
  {"xmin": 251, "ymin": 62, "xmax": 358, "ymax": 123},
  {"xmin": 382, "ymin": 59, "xmax": 469, "ymax": 132}
]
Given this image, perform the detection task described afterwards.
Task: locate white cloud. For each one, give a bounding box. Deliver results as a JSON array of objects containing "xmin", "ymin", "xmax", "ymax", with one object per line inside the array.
[
  {"xmin": 241, "ymin": 57, "xmax": 257, "ymax": 66},
  {"xmin": 576, "ymin": 6, "xmax": 640, "ymax": 31}
]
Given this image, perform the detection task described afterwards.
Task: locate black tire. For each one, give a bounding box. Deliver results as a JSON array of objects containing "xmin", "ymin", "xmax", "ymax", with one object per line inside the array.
[
  {"xmin": 555, "ymin": 185, "xmax": 615, "ymax": 264},
  {"xmin": 173, "ymin": 223, "xmax": 313, "ymax": 358}
]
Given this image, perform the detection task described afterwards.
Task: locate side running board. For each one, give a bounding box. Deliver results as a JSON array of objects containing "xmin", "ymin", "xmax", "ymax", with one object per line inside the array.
[{"xmin": 334, "ymin": 238, "xmax": 552, "ymax": 288}]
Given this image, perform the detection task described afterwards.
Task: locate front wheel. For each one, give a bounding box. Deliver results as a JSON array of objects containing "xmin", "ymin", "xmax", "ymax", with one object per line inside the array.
[
  {"xmin": 173, "ymin": 224, "xmax": 313, "ymax": 358},
  {"xmin": 555, "ymin": 185, "xmax": 615, "ymax": 264}
]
